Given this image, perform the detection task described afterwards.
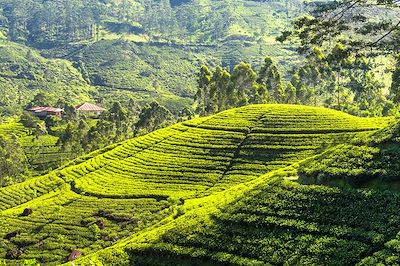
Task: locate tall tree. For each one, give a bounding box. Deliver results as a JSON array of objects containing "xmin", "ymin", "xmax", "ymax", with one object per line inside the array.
[
  {"xmin": 391, "ymin": 54, "xmax": 400, "ymax": 103},
  {"xmin": 231, "ymin": 62, "xmax": 260, "ymax": 106},
  {"xmin": 209, "ymin": 66, "xmax": 232, "ymax": 112},
  {"xmin": 194, "ymin": 65, "xmax": 212, "ymax": 116},
  {"xmin": 135, "ymin": 102, "xmax": 173, "ymax": 134},
  {"xmin": 278, "ymin": 0, "xmax": 400, "ymax": 54},
  {"xmin": 257, "ymin": 57, "xmax": 284, "ymax": 102},
  {"xmin": 0, "ymin": 135, "xmax": 28, "ymax": 187}
]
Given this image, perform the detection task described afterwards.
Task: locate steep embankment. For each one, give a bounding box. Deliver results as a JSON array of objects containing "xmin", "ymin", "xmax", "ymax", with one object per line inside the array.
[{"xmin": 0, "ymin": 104, "xmax": 389, "ymax": 265}]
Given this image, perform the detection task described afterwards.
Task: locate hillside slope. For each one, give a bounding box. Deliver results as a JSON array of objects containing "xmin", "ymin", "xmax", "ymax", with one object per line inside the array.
[
  {"xmin": 115, "ymin": 172, "xmax": 400, "ymax": 266},
  {"xmin": 70, "ymin": 123, "xmax": 400, "ymax": 266},
  {"xmin": 0, "ymin": 120, "xmax": 69, "ymax": 174},
  {"xmin": 297, "ymin": 118, "xmax": 400, "ymax": 189},
  {"xmin": 0, "ymin": 104, "xmax": 389, "ymax": 265},
  {"xmin": 0, "ymin": 0, "xmax": 304, "ymax": 115},
  {"xmin": 0, "ymin": 40, "xmax": 94, "ymax": 115}
]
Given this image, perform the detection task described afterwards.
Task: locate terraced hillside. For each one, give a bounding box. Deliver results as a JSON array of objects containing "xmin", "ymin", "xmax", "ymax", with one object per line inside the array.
[
  {"xmin": 107, "ymin": 172, "xmax": 400, "ymax": 266},
  {"xmin": 70, "ymin": 121, "xmax": 400, "ymax": 266},
  {"xmin": 0, "ymin": 104, "xmax": 390, "ymax": 265},
  {"xmin": 298, "ymin": 117, "xmax": 400, "ymax": 189},
  {"xmin": 0, "ymin": 121, "xmax": 69, "ymax": 174}
]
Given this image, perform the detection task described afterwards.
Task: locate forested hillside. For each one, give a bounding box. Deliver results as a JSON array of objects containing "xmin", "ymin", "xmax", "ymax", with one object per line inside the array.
[
  {"xmin": 0, "ymin": 0, "xmax": 302, "ymax": 45},
  {"xmin": 0, "ymin": 40, "xmax": 93, "ymax": 116},
  {"xmin": 0, "ymin": 0, "xmax": 302, "ymax": 116}
]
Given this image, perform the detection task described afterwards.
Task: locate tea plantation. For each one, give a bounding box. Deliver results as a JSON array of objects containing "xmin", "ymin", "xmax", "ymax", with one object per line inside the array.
[
  {"xmin": 0, "ymin": 104, "xmax": 394, "ymax": 265},
  {"xmin": 0, "ymin": 121, "xmax": 69, "ymax": 174}
]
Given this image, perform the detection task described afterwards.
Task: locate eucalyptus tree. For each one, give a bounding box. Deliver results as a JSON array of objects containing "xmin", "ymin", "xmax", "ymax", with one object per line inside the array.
[{"xmin": 257, "ymin": 57, "xmax": 284, "ymax": 103}]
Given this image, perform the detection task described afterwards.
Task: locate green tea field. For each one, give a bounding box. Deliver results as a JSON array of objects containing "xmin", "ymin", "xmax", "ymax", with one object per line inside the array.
[
  {"xmin": 0, "ymin": 105, "xmax": 397, "ymax": 265},
  {"xmin": 0, "ymin": 121, "xmax": 69, "ymax": 174}
]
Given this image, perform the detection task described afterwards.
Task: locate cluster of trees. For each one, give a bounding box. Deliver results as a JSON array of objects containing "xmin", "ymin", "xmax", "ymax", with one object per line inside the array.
[
  {"xmin": 195, "ymin": 58, "xmax": 299, "ymax": 115},
  {"xmin": 288, "ymin": 44, "xmax": 397, "ymax": 116},
  {"xmin": 0, "ymin": 0, "xmax": 103, "ymax": 45},
  {"xmin": 55, "ymin": 101, "xmax": 175, "ymax": 159},
  {"xmin": 196, "ymin": 33, "xmax": 400, "ymax": 117},
  {"xmin": 195, "ymin": 52, "xmax": 395, "ymax": 117},
  {"xmin": 276, "ymin": 0, "xmax": 400, "ymax": 116}
]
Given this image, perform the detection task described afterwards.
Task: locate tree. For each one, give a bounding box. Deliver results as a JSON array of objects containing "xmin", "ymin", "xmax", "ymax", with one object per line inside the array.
[
  {"xmin": 209, "ymin": 66, "xmax": 232, "ymax": 112},
  {"xmin": 106, "ymin": 102, "xmax": 128, "ymax": 127},
  {"xmin": 20, "ymin": 112, "xmax": 41, "ymax": 129},
  {"xmin": 289, "ymin": 72, "xmax": 313, "ymax": 104},
  {"xmin": 27, "ymin": 93, "xmax": 53, "ymax": 108},
  {"xmin": 285, "ymin": 82, "xmax": 297, "ymax": 104},
  {"xmin": 277, "ymin": 0, "xmax": 400, "ymax": 113},
  {"xmin": 57, "ymin": 122, "xmax": 83, "ymax": 156},
  {"xmin": 85, "ymin": 119, "xmax": 115, "ymax": 151},
  {"xmin": 135, "ymin": 102, "xmax": 173, "ymax": 135},
  {"xmin": 257, "ymin": 57, "xmax": 283, "ymax": 102},
  {"xmin": 231, "ymin": 62, "xmax": 259, "ymax": 106},
  {"xmin": 44, "ymin": 115, "xmax": 61, "ymax": 130},
  {"xmin": 178, "ymin": 107, "xmax": 194, "ymax": 122},
  {"xmin": 104, "ymin": 101, "xmax": 130, "ymax": 142},
  {"xmin": 194, "ymin": 65, "xmax": 212, "ymax": 116},
  {"xmin": 0, "ymin": 135, "xmax": 28, "ymax": 187},
  {"xmin": 391, "ymin": 55, "xmax": 400, "ymax": 103},
  {"xmin": 278, "ymin": 1, "xmax": 400, "ymax": 55}
]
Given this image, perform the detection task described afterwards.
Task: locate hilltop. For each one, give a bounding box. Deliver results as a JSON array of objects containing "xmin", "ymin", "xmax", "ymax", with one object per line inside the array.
[{"xmin": 0, "ymin": 104, "xmax": 390, "ymax": 265}]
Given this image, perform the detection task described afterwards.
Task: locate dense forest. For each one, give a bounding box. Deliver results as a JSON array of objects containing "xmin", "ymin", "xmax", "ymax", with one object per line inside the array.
[{"xmin": 0, "ymin": 0, "xmax": 303, "ymax": 45}]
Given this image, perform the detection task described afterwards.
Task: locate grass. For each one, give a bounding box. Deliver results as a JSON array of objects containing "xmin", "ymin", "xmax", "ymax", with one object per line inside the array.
[{"xmin": 0, "ymin": 104, "xmax": 391, "ymax": 265}]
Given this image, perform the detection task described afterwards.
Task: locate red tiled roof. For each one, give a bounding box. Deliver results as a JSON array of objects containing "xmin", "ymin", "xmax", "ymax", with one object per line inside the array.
[
  {"xmin": 75, "ymin": 102, "xmax": 106, "ymax": 112},
  {"xmin": 29, "ymin": 107, "xmax": 64, "ymax": 113}
]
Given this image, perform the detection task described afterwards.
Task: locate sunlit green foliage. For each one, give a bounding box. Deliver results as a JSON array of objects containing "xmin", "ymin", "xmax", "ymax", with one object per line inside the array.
[
  {"xmin": 299, "ymin": 117, "xmax": 400, "ymax": 187},
  {"xmin": 0, "ymin": 120, "xmax": 67, "ymax": 175},
  {"xmin": 0, "ymin": 104, "xmax": 387, "ymax": 265},
  {"xmin": 0, "ymin": 41, "xmax": 93, "ymax": 116},
  {"xmin": 127, "ymin": 177, "xmax": 400, "ymax": 266}
]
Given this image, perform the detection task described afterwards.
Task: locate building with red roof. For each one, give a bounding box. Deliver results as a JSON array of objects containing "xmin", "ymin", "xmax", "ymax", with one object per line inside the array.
[
  {"xmin": 75, "ymin": 102, "xmax": 106, "ymax": 117},
  {"xmin": 29, "ymin": 106, "xmax": 64, "ymax": 118}
]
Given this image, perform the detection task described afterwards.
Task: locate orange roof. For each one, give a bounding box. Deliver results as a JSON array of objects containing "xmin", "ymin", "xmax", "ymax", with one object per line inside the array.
[{"xmin": 75, "ymin": 103, "xmax": 106, "ymax": 112}]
